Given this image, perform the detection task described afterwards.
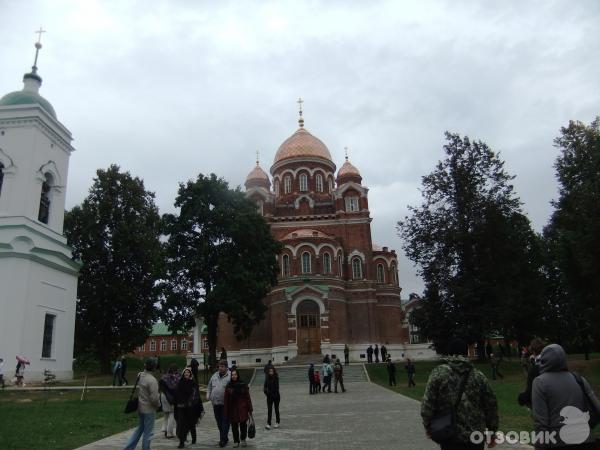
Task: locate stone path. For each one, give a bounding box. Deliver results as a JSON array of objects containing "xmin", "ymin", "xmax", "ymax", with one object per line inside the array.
[{"xmin": 76, "ymin": 376, "xmax": 437, "ymax": 450}]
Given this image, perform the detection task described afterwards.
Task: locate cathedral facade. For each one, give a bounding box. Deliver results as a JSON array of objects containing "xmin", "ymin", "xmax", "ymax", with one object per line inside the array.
[{"xmin": 196, "ymin": 112, "xmax": 416, "ymax": 365}]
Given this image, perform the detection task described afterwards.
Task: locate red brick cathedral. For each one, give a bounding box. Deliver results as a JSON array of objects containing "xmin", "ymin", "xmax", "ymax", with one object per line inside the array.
[{"xmin": 207, "ymin": 111, "xmax": 411, "ymax": 364}]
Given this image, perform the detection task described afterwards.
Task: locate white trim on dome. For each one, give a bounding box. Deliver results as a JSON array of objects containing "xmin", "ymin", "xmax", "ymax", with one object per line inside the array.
[
  {"xmin": 270, "ymin": 156, "xmax": 336, "ymax": 175},
  {"xmin": 272, "ymin": 166, "xmax": 334, "ymax": 183}
]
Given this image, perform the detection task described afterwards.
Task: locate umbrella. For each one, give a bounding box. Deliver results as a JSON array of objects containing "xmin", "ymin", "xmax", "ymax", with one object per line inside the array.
[{"xmin": 16, "ymin": 355, "xmax": 30, "ymax": 364}]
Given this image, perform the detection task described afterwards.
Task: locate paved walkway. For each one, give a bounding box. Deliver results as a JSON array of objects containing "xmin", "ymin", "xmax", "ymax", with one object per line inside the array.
[{"xmin": 77, "ymin": 379, "xmax": 438, "ymax": 450}]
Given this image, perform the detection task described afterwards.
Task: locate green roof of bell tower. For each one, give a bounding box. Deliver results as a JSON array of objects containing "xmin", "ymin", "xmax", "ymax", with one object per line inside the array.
[{"xmin": 0, "ymin": 30, "xmax": 57, "ymax": 119}]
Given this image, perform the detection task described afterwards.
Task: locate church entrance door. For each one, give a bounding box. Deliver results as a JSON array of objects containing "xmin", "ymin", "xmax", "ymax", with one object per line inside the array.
[{"xmin": 297, "ymin": 300, "xmax": 321, "ymax": 354}]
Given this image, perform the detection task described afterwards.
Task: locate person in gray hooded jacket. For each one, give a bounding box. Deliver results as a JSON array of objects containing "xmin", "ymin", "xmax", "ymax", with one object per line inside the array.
[{"xmin": 532, "ymin": 344, "xmax": 600, "ymax": 449}]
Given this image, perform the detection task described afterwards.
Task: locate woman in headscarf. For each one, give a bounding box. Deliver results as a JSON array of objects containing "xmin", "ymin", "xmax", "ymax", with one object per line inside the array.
[
  {"xmin": 175, "ymin": 367, "xmax": 203, "ymax": 448},
  {"xmin": 159, "ymin": 364, "xmax": 180, "ymax": 439},
  {"xmin": 224, "ymin": 368, "xmax": 253, "ymax": 448}
]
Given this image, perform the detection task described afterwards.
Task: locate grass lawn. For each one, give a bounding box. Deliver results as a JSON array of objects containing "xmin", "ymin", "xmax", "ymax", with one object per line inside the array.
[
  {"xmin": 366, "ymin": 354, "xmax": 600, "ymax": 436},
  {"xmin": 0, "ymin": 364, "xmax": 255, "ymax": 450}
]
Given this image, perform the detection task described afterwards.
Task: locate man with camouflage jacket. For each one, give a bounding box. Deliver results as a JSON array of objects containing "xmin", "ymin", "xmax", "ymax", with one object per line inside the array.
[{"xmin": 421, "ymin": 338, "xmax": 499, "ymax": 450}]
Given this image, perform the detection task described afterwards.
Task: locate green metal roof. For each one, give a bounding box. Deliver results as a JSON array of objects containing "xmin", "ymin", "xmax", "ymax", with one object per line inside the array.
[
  {"xmin": 0, "ymin": 90, "xmax": 57, "ymax": 119},
  {"xmin": 285, "ymin": 284, "xmax": 330, "ymax": 295},
  {"xmin": 150, "ymin": 322, "xmax": 187, "ymax": 336}
]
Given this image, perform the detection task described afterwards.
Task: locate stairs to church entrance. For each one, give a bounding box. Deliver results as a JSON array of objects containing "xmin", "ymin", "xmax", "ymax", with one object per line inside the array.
[
  {"xmin": 285, "ymin": 353, "xmax": 323, "ymax": 366},
  {"xmin": 267, "ymin": 363, "xmax": 368, "ymax": 384}
]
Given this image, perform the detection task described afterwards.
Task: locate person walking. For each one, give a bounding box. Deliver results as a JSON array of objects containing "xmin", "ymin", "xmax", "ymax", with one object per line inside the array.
[
  {"xmin": 421, "ymin": 338, "xmax": 498, "ymax": 450},
  {"xmin": 112, "ymin": 358, "xmax": 122, "ymax": 387},
  {"xmin": 207, "ymin": 360, "xmax": 232, "ymax": 448},
  {"xmin": 386, "ymin": 357, "xmax": 397, "ymax": 387},
  {"xmin": 381, "ymin": 344, "xmax": 387, "ymax": 364},
  {"xmin": 159, "ymin": 364, "xmax": 180, "ymax": 439},
  {"xmin": 124, "ymin": 359, "xmax": 161, "ymax": 450},
  {"xmin": 175, "ymin": 367, "xmax": 203, "ymax": 448},
  {"xmin": 15, "ymin": 360, "xmax": 27, "ymax": 386},
  {"xmin": 374, "ymin": 344, "xmax": 380, "ymax": 363},
  {"xmin": 532, "ymin": 343, "xmax": 600, "ymax": 450},
  {"xmin": 190, "ymin": 358, "xmax": 200, "ymax": 383},
  {"xmin": 220, "ymin": 347, "xmax": 228, "ymax": 363},
  {"xmin": 405, "ymin": 358, "xmax": 416, "ymax": 387},
  {"xmin": 263, "ymin": 360, "xmax": 274, "ymax": 378},
  {"xmin": 0, "ymin": 358, "xmax": 5, "ymax": 389},
  {"xmin": 366, "ymin": 345, "xmax": 373, "ymax": 363},
  {"xmin": 121, "ymin": 356, "xmax": 128, "ymax": 386},
  {"xmin": 490, "ymin": 353, "xmax": 503, "ymax": 380},
  {"xmin": 308, "ymin": 363, "xmax": 315, "ymax": 394},
  {"xmin": 518, "ymin": 338, "xmax": 545, "ymax": 408},
  {"xmin": 344, "ymin": 344, "xmax": 350, "ymax": 365},
  {"xmin": 225, "ymin": 368, "xmax": 253, "ymax": 448},
  {"xmin": 333, "ymin": 359, "xmax": 346, "ymax": 393},
  {"xmin": 264, "ymin": 366, "xmax": 281, "ymax": 430}
]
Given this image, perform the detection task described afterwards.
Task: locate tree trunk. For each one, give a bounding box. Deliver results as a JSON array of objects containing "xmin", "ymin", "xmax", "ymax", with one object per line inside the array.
[{"xmin": 207, "ymin": 313, "xmax": 219, "ymax": 371}]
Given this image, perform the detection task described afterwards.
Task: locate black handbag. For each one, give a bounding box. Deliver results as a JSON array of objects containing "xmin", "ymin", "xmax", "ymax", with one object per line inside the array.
[
  {"xmin": 124, "ymin": 374, "xmax": 141, "ymax": 414},
  {"xmin": 572, "ymin": 373, "xmax": 600, "ymax": 429},
  {"xmin": 247, "ymin": 413, "xmax": 256, "ymax": 439},
  {"xmin": 429, "ymin": 368, "xmax": 472, "ymax": 444}
]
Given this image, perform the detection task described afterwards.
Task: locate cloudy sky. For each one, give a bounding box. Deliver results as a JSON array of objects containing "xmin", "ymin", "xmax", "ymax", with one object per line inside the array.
[{"xmin": 2, "ymin": 0, "xmax": 598, "ymax": 295}]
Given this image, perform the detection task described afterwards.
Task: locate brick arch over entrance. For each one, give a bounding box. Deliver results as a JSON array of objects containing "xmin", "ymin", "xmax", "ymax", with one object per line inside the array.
[{"xmin": 296, "ymin": 299, "xmax": 321, "ymax": 355}]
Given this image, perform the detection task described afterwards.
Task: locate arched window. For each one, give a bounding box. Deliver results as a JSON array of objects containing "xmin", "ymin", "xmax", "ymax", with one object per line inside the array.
[
  {"xmin": 391, "ymin": 264, "xmax": 398, "ymax": 285},
  {"xmin": 338, "ymin": 255, "xmax": 343, "ymax": 277},
  {"xmin": 284, "ymin": 176, "xmax": 292, "ymax": 194},
  {"xmin": 316, "ymin": 174, "xmax": 323, "ymax": 192},
  {"xmin": 274, "ymin": 180, "xmax": 280, "ymax": 196},
  {"xmin": 377, "ymin": 264, "xmax": 385, "ymax": 283},
  {"xmin": 0, "ymin": 163, "xmax": 4, "ymax": 198},
  {"xmin": 301, "ymin": 252, "xmax": 311, "ymax": 274},
  {"xmin": 38, "ymin": 173, "xmax": 53, "ymax": 224},
  {"xmin": 282, "ymin": 254, "xmax": 290, "ymax": 276},
  {"xmin": 323, "ymin": 252, "xmax": 331, "ymax": 274},
  {"xmin": 299, "ymin": 173, "xmax": 308, "ymax": 191},
  {"xmin": 328, "ymin": 178, "xmax": 334, "ymax": 192},
  {"xmin": 352, "ymin": 257, "xmax": 362, "ymax": 279}
]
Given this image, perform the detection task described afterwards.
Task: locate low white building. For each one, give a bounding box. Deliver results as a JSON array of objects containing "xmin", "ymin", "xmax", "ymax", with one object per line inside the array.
[{"xmin": 0, "ymin": 41, "xmax": 79, "ymax": 381}]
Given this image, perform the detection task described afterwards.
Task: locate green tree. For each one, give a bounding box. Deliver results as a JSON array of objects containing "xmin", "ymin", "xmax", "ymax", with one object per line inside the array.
[
  {"xmin": 64, "ymin": 165, "xmax": 163, "ymax": 373},
  {"xmin": 160, "ymin": 174, "xmax": 280, "ymax": 369},
  {"xmin": 398, "ymin": 132, "xmax": 544, "ymax": 354},
  {"xmin": 546, "ymin": 118, "xmax": 600, "ymax": 357}
]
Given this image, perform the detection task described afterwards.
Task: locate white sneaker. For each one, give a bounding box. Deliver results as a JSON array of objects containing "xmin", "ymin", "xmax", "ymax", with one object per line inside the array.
[
  {"xmin": 241, "ymin": 441, "xmax": 247, "ymax": 447},
  {"xmin": 274, "ymin": 423, "xmax": 280, "ymax": 429},
  {"xmin": 265, "ymin": 424, "xmax": 271, "ymax": 430}
]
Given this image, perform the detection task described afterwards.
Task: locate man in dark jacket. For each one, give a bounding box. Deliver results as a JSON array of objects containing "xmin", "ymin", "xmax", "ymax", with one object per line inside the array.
[
  {"xmin": 333, "ymin": 359, "xmax": 346, "ymax": 393},
  {"xmin": 366, "ymin": 345, "xmax": 373, "ymax": 363},
  {"xmin": 386, "ymin": 357, "xmax": 397, "ymax": 387},
  {"xmin": 532, "ymin": 344, "xmax": 600, "ymax": 449},
  {"xmin": 381, "ymin": 344, "xmax": 387, "ymax": 363},
  {"xmin": 308, "ymin": 363, "xmax": 315, "ymax": 394},
  {"xmin": 405, "ymin": 358, "xmax": 416, "ymax": 387},
  {"xmin": 421, "ymin": 338, "xmax": 498, "ymax": 450},
  {"xmin": 374, "ymin": 344, "xmax": 380, "ymax": 363}
]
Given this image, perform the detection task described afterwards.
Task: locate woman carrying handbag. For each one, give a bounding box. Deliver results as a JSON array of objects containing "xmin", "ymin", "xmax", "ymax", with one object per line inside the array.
[
  {"xmin": 224, "ymin": 368, "xmax": 253, "ymax": 448},
  {"xmin": 175, "ymin": 367, "xmax": 203, "ymax": 448}
]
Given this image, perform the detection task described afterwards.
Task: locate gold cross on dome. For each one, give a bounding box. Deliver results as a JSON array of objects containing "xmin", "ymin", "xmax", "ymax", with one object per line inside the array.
[
  {"xmin": 344, "ymin": 146, "xmax": 349, "ymax": 161},
  {"xmin": 297, "ymin": 97, "xmax": 305, "ymax": 127},
  {"xmin": 256, "ymin": 150, "xmax": 260, "ymax": 166},
  {"xmin": 297, "ymin": 97, "xmax": 303, "ymax": 114},
  {"xmin": 35, "ymin": 27, "xmax": 46, "ymax": 44}
]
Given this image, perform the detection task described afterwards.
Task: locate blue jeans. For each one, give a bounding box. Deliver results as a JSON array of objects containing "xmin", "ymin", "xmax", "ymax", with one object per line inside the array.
[
  {"xmin": 213, "ymin": 404, "xmax": 230, "ymax": 444},
  {"xmin": 123, "ymin": 412, "xmax": 155, "ymax": 450}
]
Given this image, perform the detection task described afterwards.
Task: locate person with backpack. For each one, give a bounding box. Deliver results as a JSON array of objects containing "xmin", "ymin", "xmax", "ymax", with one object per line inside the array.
[
  {"xmin": 333, "ymin": 359, "xmax": 346, "ymax": 393},
  {"xmin": 421, "ymin": 338, "xmax": 498, "ymax": 450},
  {"xmin": 263, "ymin": 366, "xmax": 280, "ymax": 430},
  {"xmin": 532, "ymin": 344, "xmax": 600, "ymax": 449},
  {"xmin": 159, "ymin": 364, "xmax": 180, "ymax": 439}
]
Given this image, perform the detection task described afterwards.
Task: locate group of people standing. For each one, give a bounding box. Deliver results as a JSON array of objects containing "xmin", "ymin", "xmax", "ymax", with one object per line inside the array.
[
  {"xmin": 308, "ymin": 355, "xmax": 346, "ymax": 394},
  {"xmin": 366, "ymin": 343, "xmax": 388, "ymax": 363}
]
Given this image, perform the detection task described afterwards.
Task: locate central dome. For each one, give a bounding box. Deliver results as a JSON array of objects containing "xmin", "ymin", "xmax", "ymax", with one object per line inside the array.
[
  {"xmin": 273, "ymin": 127, "xmax": 332, "ymax": 165},
  {"xmin": 0, "ymin": 90, "xmax": 56, "ymax": 119}
]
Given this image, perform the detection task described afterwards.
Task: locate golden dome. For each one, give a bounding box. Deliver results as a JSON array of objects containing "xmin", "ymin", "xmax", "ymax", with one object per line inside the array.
[
  {"xmin": 273, "ymin": 127, "xmax": 333, "ymax": 165},
  {"xmin": 337, "ymin": 160, "xmax": 360, "ymax": 178},
  {"xmin": 245, "ymin": 164, "xmax": 271, "ymax": 189}
]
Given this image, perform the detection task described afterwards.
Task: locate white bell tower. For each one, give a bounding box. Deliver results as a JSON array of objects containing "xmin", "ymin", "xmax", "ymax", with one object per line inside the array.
[{"xmin": 0, "ymin": 33, "xmax": 80, "ymax": 381}]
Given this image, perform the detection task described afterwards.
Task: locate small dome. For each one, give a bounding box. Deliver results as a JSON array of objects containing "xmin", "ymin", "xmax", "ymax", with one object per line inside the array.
[
  {"xmin": 337, "ymin": 159, "xmax": 362, "ymax": 183},
  {"xmin": 0, "ymin": 90, "xmax": 57, "ymax": 119},
  {"xmin": 245, "ymin": 164, "xmax": 271, "ymax": 189},
  {"xmin": 273, "ymin": 127, "xmax": 333, "ymax": 165}
]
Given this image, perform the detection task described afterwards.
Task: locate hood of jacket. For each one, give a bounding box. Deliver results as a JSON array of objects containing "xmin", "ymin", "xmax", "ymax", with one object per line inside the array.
[
  {"xmin": 443, "ymin": 355, "xmax": 474, "ymax": 374},
  {"xmin": 538, "ymin": 344, "xmax": 567, "ymax": 374}
]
